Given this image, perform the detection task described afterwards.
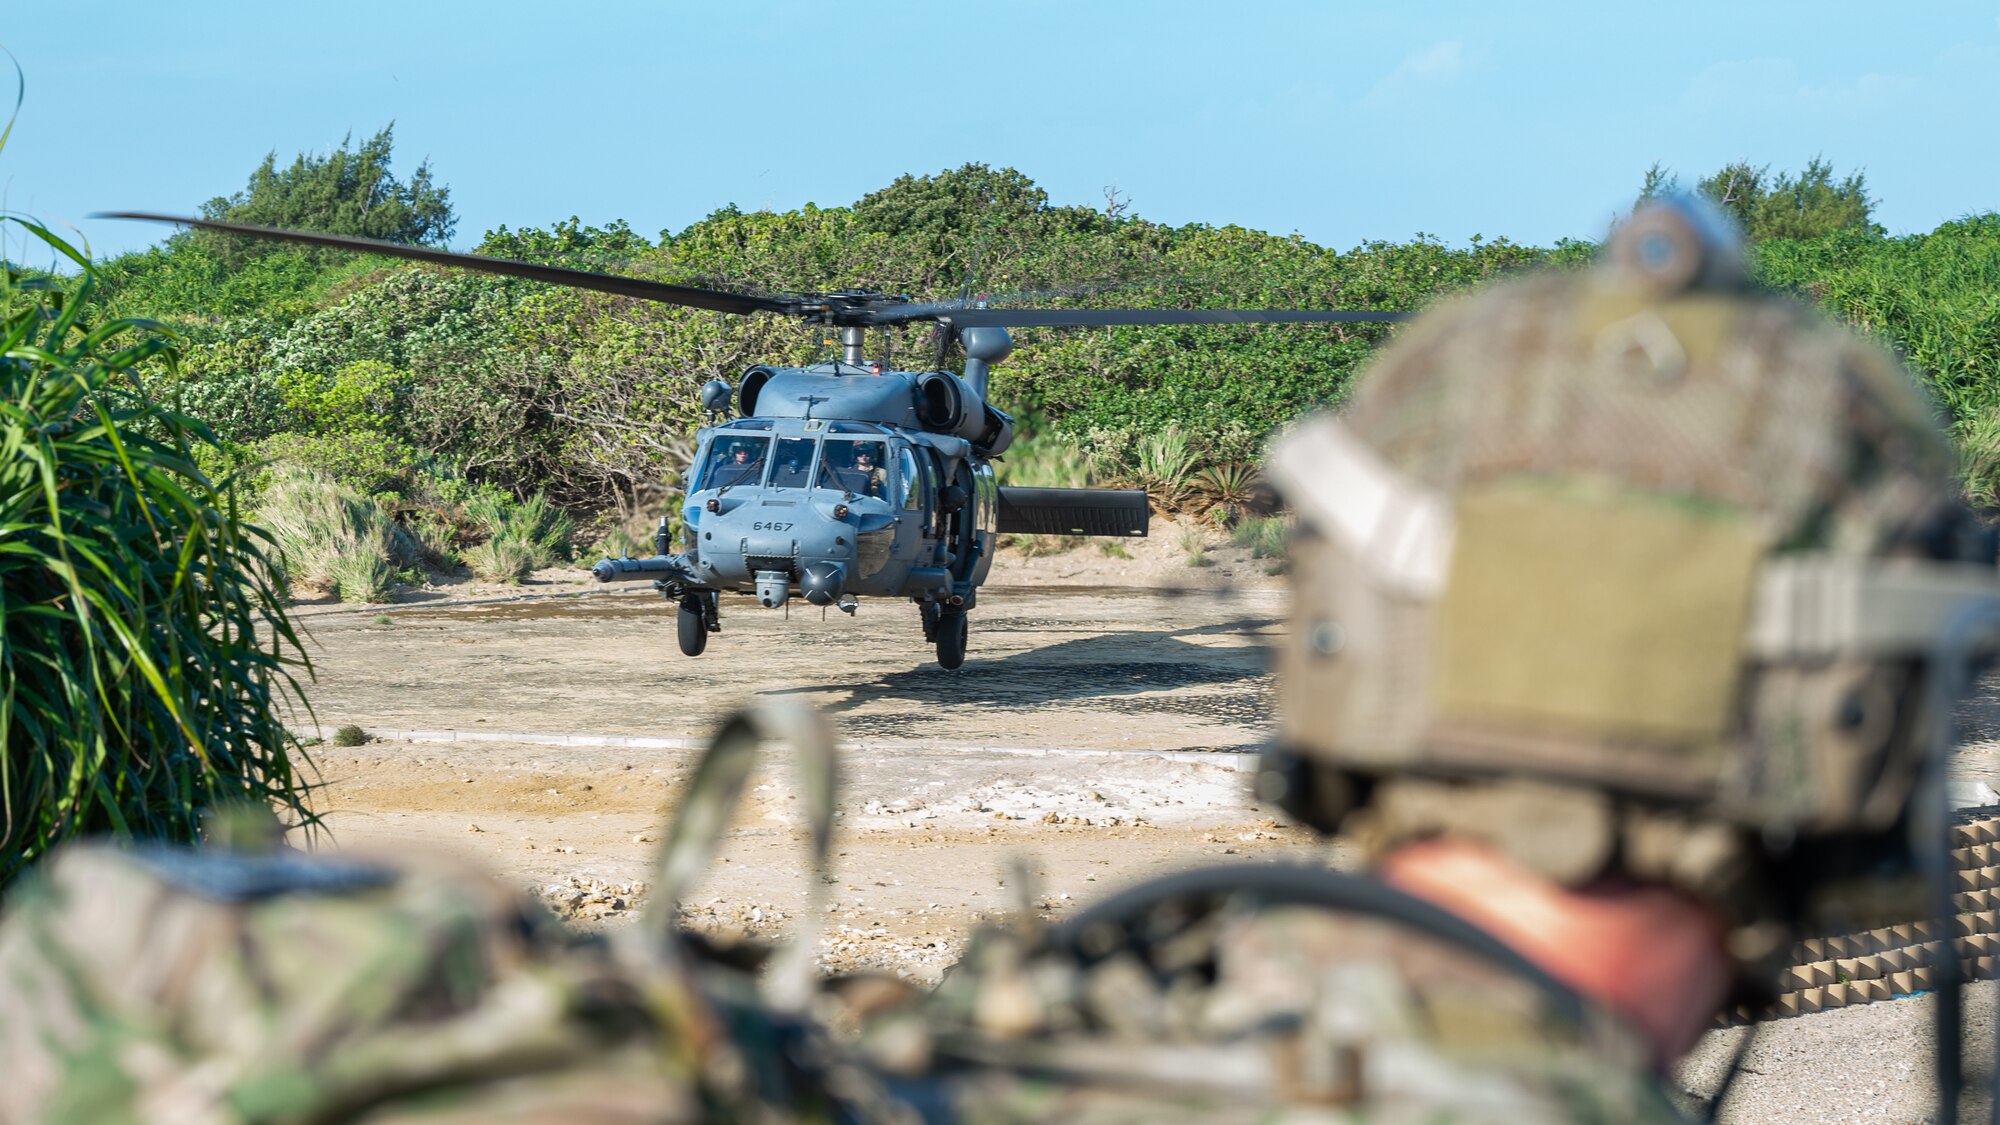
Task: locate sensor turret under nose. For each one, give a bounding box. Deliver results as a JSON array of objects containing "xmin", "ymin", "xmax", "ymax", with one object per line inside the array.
[{"xmin": 755, "ymin": 570, "xmax": 791, "ymax": 609}]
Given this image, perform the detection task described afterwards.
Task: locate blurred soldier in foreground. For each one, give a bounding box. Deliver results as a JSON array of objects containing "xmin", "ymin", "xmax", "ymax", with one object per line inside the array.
[{"xmin": 850, "ymin": 197, "xmax": 2000, "ymax": 1120}]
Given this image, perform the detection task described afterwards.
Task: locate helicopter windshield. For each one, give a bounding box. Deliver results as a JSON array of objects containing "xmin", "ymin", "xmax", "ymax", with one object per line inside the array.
[
  {"xmin": 703, "ymin": 436, "xmax": 769, "ymax": 490},
  {"xmin": 768, "ymin": 437, "xmax": 817, "ymax": 489},
  {"xmin": 818, "ymin": 439, "xmax": 889, "ymax": 498}
]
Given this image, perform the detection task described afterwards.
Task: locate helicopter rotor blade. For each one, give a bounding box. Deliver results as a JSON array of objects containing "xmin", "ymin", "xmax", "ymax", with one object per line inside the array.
[
  {"xmin": 877, "ymin": 278, "xmax": 1167, "ymax": 325},
  {"xmin": 97, "ymin": 212, "xmax": 795, "ymax": 318},
  {"xmin": 928, "ymin": 307, "xmax": 1413, "ymax": 329}
]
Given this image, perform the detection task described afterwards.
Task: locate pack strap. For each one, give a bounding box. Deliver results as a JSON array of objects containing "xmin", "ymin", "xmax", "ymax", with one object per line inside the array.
[
  {"xmin": 1266, "ymin": 415, "xmax": 1454, "ymax": 599},
  {"xmin": 1747, "ymin": 557, "xmax": 2000, "ymax": 659},
  {"xmin": 640, "ymin": 700, "xmax": 837, "ymax": 1013}
]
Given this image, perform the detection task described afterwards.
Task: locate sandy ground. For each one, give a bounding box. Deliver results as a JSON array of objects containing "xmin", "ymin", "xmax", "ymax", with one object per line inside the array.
[
  {"xmin": 292, "ymin": 535, "xmax": 2000, "ymax": 1122},
  {"xmin": 296, "ymin": 533, "xmax": 1319, "ymax": 986}
]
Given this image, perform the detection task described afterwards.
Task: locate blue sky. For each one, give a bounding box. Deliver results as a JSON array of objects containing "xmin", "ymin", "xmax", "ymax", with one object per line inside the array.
[{"xmin": 5, "ymin": 1, "xmax": 1997, "ymax": 261}]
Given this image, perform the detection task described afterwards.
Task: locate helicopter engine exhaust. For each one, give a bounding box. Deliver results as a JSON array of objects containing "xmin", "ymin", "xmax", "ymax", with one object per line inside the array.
[
  {"xmin": 912, "ymin": 370, "xmax": 1012, "ymax": 452},
  {"xmin": 755, "ymin": 570, "xmax": 791, "ymax": 609}
]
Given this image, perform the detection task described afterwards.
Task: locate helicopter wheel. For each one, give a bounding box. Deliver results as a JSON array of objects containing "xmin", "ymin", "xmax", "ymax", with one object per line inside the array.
[
  {"xmin": 677, "ymin": 595, "xmax": 709, "ymax": 657},
  {"xmin": 935, "ymin": 607, "xmax": 967, "ymax": 670},
  {"xmin": 920, "ymin": 600, "xmax": 941, "ymax": 643}
]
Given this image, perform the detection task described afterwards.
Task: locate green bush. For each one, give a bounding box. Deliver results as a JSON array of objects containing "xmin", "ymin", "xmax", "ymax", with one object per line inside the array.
[
  {"xmin": 1229, "ymin": 516, "xmax": 1287, "ymax": 559},
  {"xmin": 155, "ymin": 366, "xmax": 290, "ymax": 444},
  {"xmin": 1959, "ymin": 405, "xmax": 2000, "ymax": 511},
  {"xmin": 464, "ymin": 537, "xmax": 538, "ymax": 582},
  {"xmin": 468, "ymin": 491, "xmax": 573, "ymax": 567},
  {"xmin": 254, "ymin": 466, "xmax": 416, "ymax": 602},
  {"xmin": 1752, "ymin": 216, "xmax": 2000, "ymax": 429},
  {"xmin": 254, "ymin": 429, "xmax": 421, "ymax": 496},
  {"xmin": 1108, "ymin": 425, "xmax": 1200, "ymax": 507},
  {"xmin": 598, "ymin": 525, "xmax": 650, "ymax": 558},
  {"xmin": 273, "ymin": 359, "xmax": 407, "ymax": 433},
  {"xmin": 995, "ymin": 426, "xmax": 1093, "ymax": 489},
  {"xmin": 1195, "ymin": 463, "xmax": 1258, "ymax": 507},
  {"xmin": 1, "ymin": 216, "xmax": 314, "ymax": 887},
  {"xmin": 1000, "ymin": 533, "xmax": 1084, "ymax": 557},
  {"xmin": 403, "ymin": 510, "xmax": 465, "ymax": 570}
]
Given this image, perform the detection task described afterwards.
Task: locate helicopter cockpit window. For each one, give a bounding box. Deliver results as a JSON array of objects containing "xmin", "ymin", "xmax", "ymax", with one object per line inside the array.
[
  {"xmin": 818, "ymin": 440, "xmax": 889, "ymax": 498},
  {"xmin": 723, "ymin": 419, "xmax": 773, "ymax": 430},
  {"xmin": 768, "ymin": 438, "xmax": 817, "ymax": 489},
  {"xmin": 703, "ymin": 436, "xmax": 769, "ymax": 490},
  {"xmin": 897, "ymin": 447, "xmax": 921, "ymax": 510}
]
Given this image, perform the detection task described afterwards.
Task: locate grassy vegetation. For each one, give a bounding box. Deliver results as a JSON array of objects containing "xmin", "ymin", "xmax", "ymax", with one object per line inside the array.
[
  {"xmin": 1229, "ymin": 517, "xmax": 1287, "ymax": 559},
  {"xmin": 1176, "ymin": 521, "xmax": 1214, "ymax": 567},
  {"xmin": 255, "ymin": 467, "xmax": 417, "ymax": 602},
  {"xmin": 1749, "ymin": 217, "xmax": 2000, "ymax": 493},
  {"xmin": 994, "ymin": 422, "xmax": 1095, "ymax": 489},
  {"xmin": 1, "ymin": 214, "xmax": 314, "ymax": 886}
]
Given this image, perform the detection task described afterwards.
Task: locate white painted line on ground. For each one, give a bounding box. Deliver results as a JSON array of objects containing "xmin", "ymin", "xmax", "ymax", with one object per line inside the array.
[
  {"xmin": 301, "ymin": 726, "xmax": 1259, "ymax": 771},
  {"xmin": 291, "ymin": 581, "xmax": 1288, "ymax": 620}
]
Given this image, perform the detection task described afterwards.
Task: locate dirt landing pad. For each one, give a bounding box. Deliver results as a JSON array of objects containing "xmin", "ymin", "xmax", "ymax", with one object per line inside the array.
[
  {"xmin": 299, "ymin": 584, "xmax": 1284, "ymax": 751},
  {"xmin": 296, "ymin": 583, "xmax": 1327, "ymax": 980}
]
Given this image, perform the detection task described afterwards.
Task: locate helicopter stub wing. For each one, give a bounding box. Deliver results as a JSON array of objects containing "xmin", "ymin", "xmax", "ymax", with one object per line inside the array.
[{"xmin": 996, "ymin": 487, "xmax": 1149, "ymax": 538}]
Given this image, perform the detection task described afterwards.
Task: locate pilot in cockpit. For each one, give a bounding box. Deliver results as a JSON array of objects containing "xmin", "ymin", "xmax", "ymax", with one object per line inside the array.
[
  {"xmin": 709, "ymin": 441, "xmax": 764, "ymax": 489},
  {"xmin": 849, "ymin": 444, "xmax": 887, "ymax": 498},
  {"xmin": 817, "ymin": 440, "xmax": 888, "ymax": 497}
]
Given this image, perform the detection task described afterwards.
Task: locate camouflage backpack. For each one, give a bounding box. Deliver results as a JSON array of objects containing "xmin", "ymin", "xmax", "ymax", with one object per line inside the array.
[
  {"xmin": 0, "ymin": 702, "xmax": 880, "ymax": 1124},
  {"xmin": 852, "ymin": 862, "xmax": 1686, "ymax": 1123}
]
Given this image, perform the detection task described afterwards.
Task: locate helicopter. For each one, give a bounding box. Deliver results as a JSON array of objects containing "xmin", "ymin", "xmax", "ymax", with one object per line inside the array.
[{"xmin": 107, "ymin": 211, "xmax": 1410, "ymax": 669}]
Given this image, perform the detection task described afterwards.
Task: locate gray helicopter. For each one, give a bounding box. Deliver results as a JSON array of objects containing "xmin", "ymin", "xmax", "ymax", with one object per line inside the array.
[{"xmin": 108, "ymin": 211, "xmax": 1409, "ymax": 669}]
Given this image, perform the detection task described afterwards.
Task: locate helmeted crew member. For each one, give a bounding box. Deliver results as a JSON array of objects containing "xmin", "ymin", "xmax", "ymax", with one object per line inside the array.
[
  {"xmin": 851, "ymin": 196, "xmax": 2000, "ymax": 1121},
  {"xmin": 849, "ymin": 444, "xmax": 887, "ymax": 498},
  {"xmin": 709, "ymin": 441, "xmax": 763, "ymax": 489}
]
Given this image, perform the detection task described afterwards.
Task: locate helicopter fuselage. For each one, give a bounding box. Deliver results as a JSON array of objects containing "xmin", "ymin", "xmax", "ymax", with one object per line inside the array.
[
  {"xmin": 589, "ymin": 347, "xmax": 1144, "ymax": 667},
  {"xmin": 680, "ymin": 407, "xmax": 997, "ymax": 610}
]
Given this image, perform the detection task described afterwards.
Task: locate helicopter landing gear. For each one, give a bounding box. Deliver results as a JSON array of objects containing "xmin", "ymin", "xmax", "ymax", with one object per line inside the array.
[
  {"xmin": 677, "ymin": 593, "xmax": 716, "ymax": 657},
  {"xmin": 934, "ymin": 606, "xmax": 968, "ymax": 670}
]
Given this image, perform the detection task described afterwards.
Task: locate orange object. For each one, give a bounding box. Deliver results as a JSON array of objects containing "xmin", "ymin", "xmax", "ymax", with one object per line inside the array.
[{"xmin": 1381, "ymin": 838, "xmax": 1731, "ymax": 1065}]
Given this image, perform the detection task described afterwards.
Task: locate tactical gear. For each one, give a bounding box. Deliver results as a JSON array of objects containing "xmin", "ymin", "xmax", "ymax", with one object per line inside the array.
[
  {"xmin": 1259, "ymin": 197, "xmax": 2000, "ymax": 920},
  {"xmin": 858, "ymin": 864, "xmax": 1685, "ymax": 1122},
  {"xmin": 0, "ymin": 701, "xmax": 881, "ymax": 1124}
]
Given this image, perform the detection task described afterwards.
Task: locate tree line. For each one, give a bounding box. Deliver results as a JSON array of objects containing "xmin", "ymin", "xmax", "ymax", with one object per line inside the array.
[{"xmin": 89, "ymin": 131, "xmax": 2000, "ymax": 529}]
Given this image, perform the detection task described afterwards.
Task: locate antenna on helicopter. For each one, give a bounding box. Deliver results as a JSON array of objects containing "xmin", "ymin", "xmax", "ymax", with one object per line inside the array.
[{"xmin": 699, "ymin": 379, "xmax": 734, "ymax": 421}]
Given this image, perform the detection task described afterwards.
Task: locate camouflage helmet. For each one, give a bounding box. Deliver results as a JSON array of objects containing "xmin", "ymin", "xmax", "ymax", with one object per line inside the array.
[{"xmin": 1260, "ymin": 197, "xmax": 2000, "ymax": 916}]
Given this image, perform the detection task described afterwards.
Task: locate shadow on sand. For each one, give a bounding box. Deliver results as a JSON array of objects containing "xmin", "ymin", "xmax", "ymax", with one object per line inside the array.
[{"xmin": 770, "ymin": 615, "xmax": 1279, "ymax": 721}]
